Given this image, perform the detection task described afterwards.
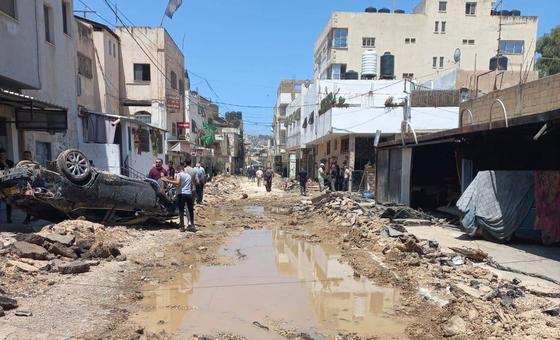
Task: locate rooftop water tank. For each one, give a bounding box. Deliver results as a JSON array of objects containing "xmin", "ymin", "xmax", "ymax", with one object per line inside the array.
[
  {"xmin": 380, "ymin": 52, "xmax": 395, "ymax": 80},
  {"xmin": 378, "ymin": 8, "xmax": 390, "ymax": 13},
  {"xmin": 511, "ymin": 9, "xmax": 521, "ymax": 16},
  {"xmin": 344, "ymin": 71, "xmax": 359, "ymax": 80},
  {"xmin": 361, "ymin": 50, "xmax": 378, "ymax": 79},
  {"xmin": 500, "ymin": 10, "xmax": 511, "ymax": 16},
  {"xmin": 490, "ymin": 55, "xmax": 508, "ymax": 71},
  {"xmin": 365, "ymin": 7, "xmax": 377, "ymax": 13},
  {"xmin": 394, "ymin": 9, "xmax": 405, "ymax": 14}
]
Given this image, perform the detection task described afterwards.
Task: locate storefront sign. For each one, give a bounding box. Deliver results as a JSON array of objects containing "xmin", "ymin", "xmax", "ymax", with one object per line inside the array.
[{"xmin": 176, "ymin": 122, "xmax": 190, "ymax": 129}]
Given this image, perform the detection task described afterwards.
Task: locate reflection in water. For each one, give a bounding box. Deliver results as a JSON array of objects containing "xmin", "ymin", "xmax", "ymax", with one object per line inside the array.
[
  {"xmin": 133, "ymin": 230, "xmax": 406, "ymax": 338},
  {"xmin": 242, "ymin": 205, "xmax": 265, "ymax": 214}
]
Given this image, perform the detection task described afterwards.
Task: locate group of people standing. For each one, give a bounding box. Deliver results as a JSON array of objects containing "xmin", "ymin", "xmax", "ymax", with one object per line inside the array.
[
  {"xmin": 147, "ymin": 158, "xmax": 207, "ymax": 232},
  {"xmin": 317, "ymin": 161, "xmax": 351, "ymax": 192},
  {"xmin": 0, "ymin": 149, "xmax": 37, "ymax": 224}
]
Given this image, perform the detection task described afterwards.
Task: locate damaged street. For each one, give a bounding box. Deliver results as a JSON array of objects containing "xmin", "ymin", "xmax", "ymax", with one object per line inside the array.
[{"xmin": 0, "ymin": 176, "xmax": 558, "ymax": 339}]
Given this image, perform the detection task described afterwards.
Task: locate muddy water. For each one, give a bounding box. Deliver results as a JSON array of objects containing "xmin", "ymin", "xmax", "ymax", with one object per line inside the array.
[{"xmin": 133, "ymin": 229, "xmax": 407, "ymax": 339}]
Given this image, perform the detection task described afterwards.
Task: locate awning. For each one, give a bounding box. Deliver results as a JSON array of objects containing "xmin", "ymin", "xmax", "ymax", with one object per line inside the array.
[
  {"xmin": 0, "ymin": 88, "xmax": 67, "ymax": 132},
  {"xmin": 168, "ymin": 141, "xmax": 191, "ymax": 153}
]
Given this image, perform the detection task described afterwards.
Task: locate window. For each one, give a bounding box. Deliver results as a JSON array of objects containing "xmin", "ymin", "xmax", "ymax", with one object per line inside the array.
[
  {"xmin": 499, "ymin": 40, "xmax": 524, "ymax": 54},
  {"xmin": 0, "ymin": 0, "xmax": 16, "ymax": 19},
  {"xmin": 440, "ymin": 57, "xmax": 444, "ymax": 68},
  {"xmin": 139, "ymin": 129, "xmax": 150, "ymax": 152},
  {"xmin": 170, "ymin": 71, "xmax": 177, "ymax": 89},
  {"xmin": 334, "ymin": 139, "xmax": 338, "ymax": 151},
  {"xmin": 108, "ymin": 41, "xmax": 112, "ymax": 56},
  {"xmin": 439, "ymin": 1, "xmax": 447, "ymax": 12},
  {"xmin": 466, "ymin": 2, "xmax": 477, "ymax": 15},
  {"xmin": 327, "ymin": 141, "xmax": 331, "ymax": 155},
  {"xmin": 76, "ymin": 75, "xmax": 81, "ymax": 96},
  {"xmin": 433, "ymin": 57, "xmax": 437, "ymax": 68},
  {"xmin": 362, "ymin": 37, "xmax": 375, "ymax": 47},
  {"xmin": 134, "ymin": 112, "xmax": 152, "ymax": 124},
  {"xmin": 179, "ymin": 79, "xmax": 184, "ymax": 93},
  {"xmin": 113, "ymin": 42, "xmax": 117, "ymax": 57},
  {"xmin": 341, "ymin": 138, "xmax": 349, "ymax": 153},
  {"xmin": 434, "ymin": 21, "xmax": 439, "ymax": 33},
  {"xmin": 134, "ymin": 64, "xmax": 151, "ymax": 82},
  {"xmin": 441, "ymin": 21, "xmax": 446, "ymax": 33},
  {"xmin": 403, "ymin": 73, "xmax": 414, "ymax": 79},
  {"xmin": 330, "ymin": 64, "xmax": 346, "ymax": 80},
  {"xmin": 411, "ymin": 38, "xmax": 416, "ymax": 44},
  {"xmin": 332, "ymin": 28, "xmax": 348, "ymax": 48},
  {"xmin": 77, "ymin": 53, "xmax": 93, "ymax": 78},
  {"xmin": 468, "ymin": 39, "xmax": 475, "ymax": 45},
  {"xmin": 405, "ymin": 38, "xmax": 410, "ymax": 44},
  {"xmin": 44, "ymin": 5, "xmax": 54, "ymax": 44},
  {"xmin": 62, "ymin": 2, "xmax": 69, "ymax": 35}
]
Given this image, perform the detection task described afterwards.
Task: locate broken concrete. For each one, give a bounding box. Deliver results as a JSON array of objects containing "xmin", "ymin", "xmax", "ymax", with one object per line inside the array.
[
  {"xmin": 43, "ymin": 233, "xmax": 75, "ymax": 246},
  {"xmin": 48, "ymin": 242, "xmax": 78, "ymax": 259},
  {"xmin": 12, "ymin": 241, "xmax": 49, "ymax": 260},
  {"xmin": 58, "ymin": 261, "xmax": 91, "ymax": 274},
  {"xmin": 0, "ymin": 296, "xmax": 18, "ymax": 310}
]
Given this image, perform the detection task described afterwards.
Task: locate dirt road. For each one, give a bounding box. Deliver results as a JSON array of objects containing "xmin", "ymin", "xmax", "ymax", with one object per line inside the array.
[{"xmin": 0, "ymin": 176, "xmax": 558, "ymax": 339}]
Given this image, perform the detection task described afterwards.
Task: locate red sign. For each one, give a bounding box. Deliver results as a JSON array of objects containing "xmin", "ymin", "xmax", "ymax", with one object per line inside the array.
[
  {"xmin": 176, "ymin": 122, "xmax": 190, "ymax": 129},
  {"xmin": 166, "ymin": 96, "xmax": 182, "ymax": 112}
]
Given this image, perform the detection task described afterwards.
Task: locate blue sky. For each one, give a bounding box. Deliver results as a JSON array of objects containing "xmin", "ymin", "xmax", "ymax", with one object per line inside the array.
[{"xmin": 82, "ymin": 0, "xmax": 558, "ymax": 135}]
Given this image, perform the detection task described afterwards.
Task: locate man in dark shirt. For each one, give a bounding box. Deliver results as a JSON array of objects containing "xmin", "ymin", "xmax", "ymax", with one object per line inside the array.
[
  {"xmin": 147, "ymin": 158, "xmax": 168, "ymax": 181},
  {"xmin": 167, "ymin": 160, "xmax": 176, "ymax": 178},
  {"xmin": 0, "ymin": 148, "xmax": 14, "ymax": 223},
  {"xmin": 298, "ymin": 168, "xmax": 308, "ymax": 196},
  {"xmin": 264, "ymin": 167, "xmax": 274, "ymax": 192}
]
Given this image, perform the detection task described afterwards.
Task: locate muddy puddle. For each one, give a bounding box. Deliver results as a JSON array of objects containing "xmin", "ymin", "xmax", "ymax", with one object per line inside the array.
[
  {"xmin": 243, "ymin": 205, "xmax": 265, "ymax": 214},
  {"xmin": 133, "ymin": 229, "xmax": 406, "ymax": 339}
]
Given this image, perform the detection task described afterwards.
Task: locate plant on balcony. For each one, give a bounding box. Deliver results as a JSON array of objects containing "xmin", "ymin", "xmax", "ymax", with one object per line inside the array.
[{"xmin": 319, "ymin": 88, "xmax": 349, "ymax": 115}]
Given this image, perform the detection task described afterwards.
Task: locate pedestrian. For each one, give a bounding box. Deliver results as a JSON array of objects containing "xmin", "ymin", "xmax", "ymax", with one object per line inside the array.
[
  {"xmin": 147, "ymin": 158, "xmax": 167, "ymax": 181},
  {"xmin": 343, "ymin": 165, "xmax": 350, "ymax": 191},
  {"xmin": 162, "ymin": 161, "xmax": 195, "ymax": 232},
  {"xmin": 184, "ymin": 159, "xmax": 198, "ymax": 204},
  {"xmin": 167, "ymin": 160, "xmax": 176, "ymax": 178},
  {"xmin": 21, "ymin": 151, "xmax": 38, "ymax": 225},
  {"xmin": 318, "ymin": 163, "xmax": 326, "ymax": 192},
  {"xmin": 329, "ymin": 164, "xmax": 338, "ymax": 192},
  {"xmin": 195, "ymin": 162, "xmax": 206, "ymax": 204},
  {"xmin": 264, "ymin": 167, "xmax": 274, "ymax": 192},
  {"xmin": 226, "ymin": 167, "xmax": 230, "ymax": 175},
  {"xmin": 298, "ymin": 168, "xmax": 308, "ymax": 196},
  {"xmin": 256, "ymin": 168, "xmax": 264, "ymax": 187},
  {"xmin": 0, "ymin": 148, "xmax": 14, "ymax": 223}
]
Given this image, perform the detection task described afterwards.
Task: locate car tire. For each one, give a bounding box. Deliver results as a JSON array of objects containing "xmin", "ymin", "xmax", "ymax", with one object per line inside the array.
[{"xmin": 57, "ymin": 149, "xmax": 92, "ymax": 183}]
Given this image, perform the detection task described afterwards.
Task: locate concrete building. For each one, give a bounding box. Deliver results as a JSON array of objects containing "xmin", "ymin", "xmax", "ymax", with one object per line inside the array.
[
  {"xmin": 314, "ymin": 0, "xmax": 538, "ymax": 82},
  {"xmin": 284, "ymin": 79, "xmax": 459, "ymax": 187},
  {"xmin": 271, "ymin": 80, "xmax": 306, "ymax": 174},
  {"xmin": 74, "ymin": 17, "xmax": 165, "ymax": 175},
  {"xmin": 116, "ymin": 26, "xmax": 186, "ymax": 159},
  {"xmin": 0, "ymin": 0, "xmax": 78, "ymax": 165}
]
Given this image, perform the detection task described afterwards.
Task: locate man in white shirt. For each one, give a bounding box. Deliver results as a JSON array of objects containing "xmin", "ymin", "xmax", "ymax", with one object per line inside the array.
[{"xmin": 256, "ymin": 168, "xmax": 264, "ymax": 187}]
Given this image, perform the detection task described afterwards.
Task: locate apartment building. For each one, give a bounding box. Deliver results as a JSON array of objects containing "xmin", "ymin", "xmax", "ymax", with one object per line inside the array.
[
  {"xmin": 74, "ymin": 17, "xmax": 165, "ymax": 174},
  {"xmin": 117, "ymin": 26, "xmax": 186, "ymax": 158},
  {"xmin": 271, "ymin": 80, "xmax": 306, "ymax": 173},
  {"xmin": 0, "ymin": 0, "xmax": 78, "ymax": 165},
  {"xmin": 314, "ymin": 0, "xmax": 538, "ymax": 82}
]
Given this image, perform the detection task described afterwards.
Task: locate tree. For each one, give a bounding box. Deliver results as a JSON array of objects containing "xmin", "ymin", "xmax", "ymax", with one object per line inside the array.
[{"xmin": 536, "ymin": 26, "xmax": 560, "ymax": 76}]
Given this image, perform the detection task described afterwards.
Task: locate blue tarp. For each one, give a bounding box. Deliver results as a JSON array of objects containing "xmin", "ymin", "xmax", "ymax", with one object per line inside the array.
[{"xmin": 456, "ymin": 171, "xmax": 534, "ymax": 240}]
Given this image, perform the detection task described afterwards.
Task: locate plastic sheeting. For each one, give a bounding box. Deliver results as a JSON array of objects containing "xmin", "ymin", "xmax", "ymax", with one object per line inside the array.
[{"xmin": 457, "ymin": 171, "xmax": 534, "ymax": 240}]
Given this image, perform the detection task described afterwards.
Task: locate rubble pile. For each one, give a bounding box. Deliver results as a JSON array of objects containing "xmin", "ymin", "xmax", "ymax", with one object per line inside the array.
[
  {"xmin": 288, "ymin": 192, "xmax": 560, "ymax": 338},
  {"xmin": 206, "ymin": 176, "xmax": 239, "ymax": 196},
  {"xmin": 0, "ymin": 220, "xmax": 127, "ymax": 281}
]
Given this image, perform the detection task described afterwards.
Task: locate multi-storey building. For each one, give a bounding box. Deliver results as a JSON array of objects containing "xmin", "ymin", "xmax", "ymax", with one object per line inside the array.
[
  {"xmin": 271, "ymin": 80, "xmax": 306, "ymax": 173},
  {"xmin": 314, "ymin": 0, "xmax": 538, "ymax": 81},
  {"xmin": 116, "ymin": 26, "xmax": 186, "ymax": 159},
  {"xmin": 0, "ymin": 0, "xmax": 78, "ymax": 165}
]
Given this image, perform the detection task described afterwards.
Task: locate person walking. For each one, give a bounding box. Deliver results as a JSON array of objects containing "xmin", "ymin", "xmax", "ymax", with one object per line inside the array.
[
  {"xmin": 329, "ymin": 164, "xmax": 338, "ymax": 192},
  {"xmin": 184, "ymin": 159, "xmax": 198, "ymax": 204},
  {"xmin": 298, "ymin": 168, "xmax": 308, "ymax": 196},
  {"xmin": 0, "ymin": 148, "xmax": 14, "ymax": 223},
  {"xmin": 256, "ymin": 168, "xmax": 264, "ymax": 187},
  {"xmin": 317, "ymin": 163, "xmax": 326, "ymax": 192},
  {"xmin": 264, "ymin": 167, "xmax": 274, "ymax": 192},
  {"xmin": 162, "ymin": 161, "xmax": 195, "ymax": 232},
  {"xmin": 343, "ymin": 165, "xmax": 351, "ymax": 191},
  {"xmin": 195, "ymin": 162, "xmax": 206, "ymax": 204}
]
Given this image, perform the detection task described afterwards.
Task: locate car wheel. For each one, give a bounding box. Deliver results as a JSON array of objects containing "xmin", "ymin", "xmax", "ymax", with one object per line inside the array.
[
  {"xmin": 163, "ymin": 181, "xmax": 177, "ymax": 201},
  {"xmin": 57, "ymin": 149, "xmax": 92, "ymax": 183}
]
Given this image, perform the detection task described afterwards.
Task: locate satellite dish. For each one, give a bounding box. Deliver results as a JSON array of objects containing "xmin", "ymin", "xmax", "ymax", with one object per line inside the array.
[
  {"xmin": 304, "ymin": 80, "xmax": 311, "ymax": 88},
  {"xmin": 454, "ymin": 48, "xmax": 461, "ymax": 63}
]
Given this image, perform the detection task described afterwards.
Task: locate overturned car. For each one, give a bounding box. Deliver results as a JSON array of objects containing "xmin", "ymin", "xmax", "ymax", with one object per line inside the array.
[{"xmin": 0, "ymin": 149, "xmax": 177, "ymax": 225}]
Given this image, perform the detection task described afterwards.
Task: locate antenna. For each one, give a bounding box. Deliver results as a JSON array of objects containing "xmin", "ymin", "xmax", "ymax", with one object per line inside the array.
[
  {"xmin": 74, "ymin": 8, "xmax": 96, "ymax": 18},
  {"xmin": 495, "ymin": 0, "xmax": 504, "ymax": 59}
]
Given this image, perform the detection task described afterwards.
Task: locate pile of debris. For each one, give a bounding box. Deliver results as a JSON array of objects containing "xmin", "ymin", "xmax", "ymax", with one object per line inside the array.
[
  {"xmin": 1, "ymin": 220, "xmax": 125, "ymax": 277},
  {"xmin": 206, "ymin": 176, "xmax": 239, "ymax": 196}
]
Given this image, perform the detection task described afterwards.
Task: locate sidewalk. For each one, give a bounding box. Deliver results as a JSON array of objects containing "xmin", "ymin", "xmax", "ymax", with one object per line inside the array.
[{"xmin": 407, "ymin": 224, "xmax": 560, "ymax": 293}]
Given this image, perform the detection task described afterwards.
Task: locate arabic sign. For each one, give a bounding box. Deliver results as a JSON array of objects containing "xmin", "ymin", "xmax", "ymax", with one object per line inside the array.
[
  {"xmin": 176, "ymin": 122, "xmax": 190, "ymax": 129},
  {"xmin": 166, "ymin": 96, "xmax": 182, "ymax": 112}
]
